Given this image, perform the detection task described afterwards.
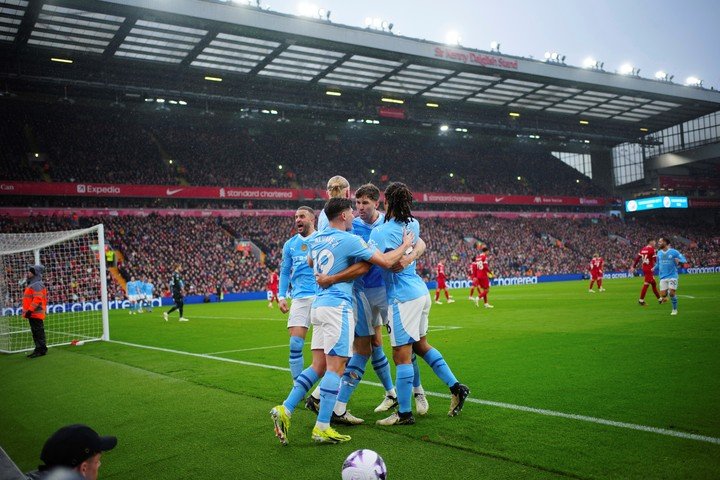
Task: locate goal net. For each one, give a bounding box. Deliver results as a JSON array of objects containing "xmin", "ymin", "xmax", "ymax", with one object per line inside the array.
[{"xmin": 0, "ymin": 224, "xmax": 109, "ymax": 354}]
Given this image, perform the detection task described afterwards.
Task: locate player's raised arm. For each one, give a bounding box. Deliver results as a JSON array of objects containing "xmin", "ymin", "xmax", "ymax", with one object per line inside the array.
[
  {"xmin": 367, "ymin": 229, "xmax": 414, "ymax": 269},
  {"xmin": 316, "ymin": 261, "xmax": 371, "ymax": 289},
  {"xmin": 391, "ymin": 237, "xmax": 426, "ymax": 273}
]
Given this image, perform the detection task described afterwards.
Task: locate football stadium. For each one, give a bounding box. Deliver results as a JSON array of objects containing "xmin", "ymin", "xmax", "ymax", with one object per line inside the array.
[{"xmin": 1, "ymin": 0, "xmax": 719, "ymax": 478}]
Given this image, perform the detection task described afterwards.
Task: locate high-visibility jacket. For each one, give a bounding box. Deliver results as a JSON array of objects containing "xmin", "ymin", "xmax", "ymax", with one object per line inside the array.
[{"xmin": 23, "ymin": 282, "xmax": 47, "ymax": 320}]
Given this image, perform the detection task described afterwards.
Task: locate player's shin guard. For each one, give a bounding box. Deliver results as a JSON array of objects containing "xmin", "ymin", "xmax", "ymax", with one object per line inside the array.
[
  {"xmin": 336, "ymin": 354, "xmax": 368, "ymax": 409},
  {"xmin": 289, "ymin": 336, "xmax": 305, "ymax": 380},
  {"xmin": 283, "ymin": 367, "xmax": 319, "ymax": 414},
  {"xmin": 317, "ymin": 371, "xmax": 341, "ymax": 426},
  {"xmin": 597, "ymin": 279, "xmax": 603, "ymax": 289},
  {"xmin": 395, "ymin": 363, "xmax": 414, "ymax": 414},
  {"xmin": 411, "ymin": 353, "xmax": 421, "ymax": 388},
  {"xmin": 640, "ymin": 284, "xmax": 649, "ymax": 300},
  {"xmin": 422, "ymin": 348, "xmax": 458, "ymax": 387},
  {"xmin": 671, "ymin": 295, "xmax": 678, "ymax": 310},
  {"xmin": 651, "ymin": 280, "xmax": 660, "ymax": 298},
  {"xmin": 372, "ymin": 346, "xmax": 394, "ymax": 391}
]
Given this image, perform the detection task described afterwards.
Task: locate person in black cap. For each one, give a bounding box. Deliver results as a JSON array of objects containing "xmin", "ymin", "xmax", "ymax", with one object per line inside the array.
[
  {"xmin": 23, "ymin": 265, "xmax": 48, "ymax": 358},
  {"xmin": 25, "ymin": 424, "xmax": 117, "ymax": 480}
]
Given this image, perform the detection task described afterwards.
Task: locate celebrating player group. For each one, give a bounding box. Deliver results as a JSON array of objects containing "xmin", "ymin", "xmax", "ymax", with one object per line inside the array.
[{"xmin": 270, "ymin": 176, "xmax": 469, "ymax": 446}]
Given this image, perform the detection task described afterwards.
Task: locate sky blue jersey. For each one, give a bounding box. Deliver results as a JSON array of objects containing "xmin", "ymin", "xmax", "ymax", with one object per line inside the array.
[
  {"xmin": 656, "ymin": 248, "xmax": 687, "ymax": 279},
  {"xmin": 317, "ymin": 209, "xmax": 329, "ymax": 231},
  {"xmin": 369, "ymin": 218, "xmax": 426, "ymax": 303},
  {"xmin": 279, "ymin": 232, "xmax": 317, "ymax": 299},
  {"xmin": 126, "ymin": 280, "xmax": 140, "ymax": 295},
  {"xmin": 309, "ymin": 227, "xmax": 376, "ymax": 308},
  {"xmin": 144, "ymin": 282, "xmax": 154, "ymax": 296},
  {"xmin": 352, "ymin": 213, "xmax": 385, "ymax": 290}
]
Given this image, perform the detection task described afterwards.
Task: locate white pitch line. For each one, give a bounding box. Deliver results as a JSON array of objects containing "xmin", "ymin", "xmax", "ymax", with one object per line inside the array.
[
  {"xmin": 107, "ymin": 339, "xmax": 720, "ymax": 446},
  {"xmin": 204, "ymin": 344, "xmax": 288, "ymax": 355},
  {"xmin": 190, "ymin": 315, "xmax": 286, "ymax": 322}
]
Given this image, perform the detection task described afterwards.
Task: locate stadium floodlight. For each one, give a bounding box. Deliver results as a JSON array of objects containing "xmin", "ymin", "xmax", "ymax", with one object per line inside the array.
[
  {"xmin": 490, "ymin": 41, "xmax": 500, "ymax": 52},
  {"xmin": 426, "ymin": 102, "xmax": 439, "ymax": 108},
  {"xmin": 544, "ymin": 51, "xmax": 551, "ymax": 60},
  {"xmin": 445, "ymin": 31, "xmax": 462, "ymax": 45},
  {"xmin": 381, "ymin": 97, "xmax": 403, "ymax": 104},
  {"xmin": 50, "ymin": 57, "xmax": 73, "ymax": 64},
  {"xmin": 619, "ymin": 63, "xmax": 634, "ymax": 75},
  {"xmin": 156, "ymin": 98, "xmax": 165, "ymax": 103},
  {"xmin": 685, "ymin": 76, "xmax": 702, "ymax": 86},
  {"xmin": 278, "ymin": 164, "xmax": 283, "ymax": 170},
  {"xmin": 449, "ymin": 173, "xmax": 454, "ymax": 178},
  {"xmin": 372, "ymin": 17, "xmax": 382, "ymax": 28},
  {"xmin": 655, "ymin": 70, "xmax": 667, "ymax": 80},
  {"xmin": 204, "ymin": 76, "xmax": 222, "ymax": 82},
  {"xmin": 178, "ymin": 100, "xmax": 187, "ymax": 106},
  {"xmin": 517, "ymin": 176, "xmax": 522, "ymax": 180},
  {"xmin": 364, "ymin": 17, "xmax": 372, "ymax": 27},
  {"xmin": 640, "ymin": 127, "xmax": 649, "ymax": 132},
  {"xmin": 326, "ymin": 90, "xmax": 341, "ymax": 96},
  {"xmin": 440, "ymin": 125, "xmax": 449, "ymax": 132},
  {"xmin": 370, "ymin": 169, "xmax": 375, "ymax": 174},
  {"xmin": 509, "ymin": 112, "xmax": 520, "ymax": 117},
  {"xmin": 297, "ymin": 2, "xmax": 316, "ymax": 17},
  {"xmin": 579, "ymin": 120, "xmax": 589, "ymax": 125},
  {"xmin": 583, "ymin": 57, "xmax": 596, "ymax": 68}
]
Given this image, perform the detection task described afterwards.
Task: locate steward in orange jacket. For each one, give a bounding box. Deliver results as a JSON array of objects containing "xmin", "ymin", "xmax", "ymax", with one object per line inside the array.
[{"xmin": 23, "ymin": 264, "xmax": 48, "ymax": 358}]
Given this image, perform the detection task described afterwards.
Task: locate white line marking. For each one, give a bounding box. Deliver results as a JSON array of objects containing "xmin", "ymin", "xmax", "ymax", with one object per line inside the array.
[
  {"xmin": 190, "ymin": 315, "xmax": 286, "ymax": 322},
  {"xmin": 204, "ymin": 344, "xmax": 288, "ymax": 355},
  {"xmin": 677, "ymin": 295, "xmax": 696, "ymax": 299},
  {"xmin": 107, "ymin": 339, "xmax": 720, "ymax": 445}
]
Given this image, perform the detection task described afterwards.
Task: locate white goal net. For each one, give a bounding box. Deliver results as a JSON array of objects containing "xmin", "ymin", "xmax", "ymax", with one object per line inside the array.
[{"xmin": 0, "ymin": 224, "xmax": 109, "ymax": 354}]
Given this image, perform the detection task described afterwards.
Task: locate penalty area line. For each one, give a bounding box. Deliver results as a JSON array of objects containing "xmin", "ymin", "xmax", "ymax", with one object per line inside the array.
[{"xmin": 107, "ymin": 339, "xmax": 720, "ymax": 446}]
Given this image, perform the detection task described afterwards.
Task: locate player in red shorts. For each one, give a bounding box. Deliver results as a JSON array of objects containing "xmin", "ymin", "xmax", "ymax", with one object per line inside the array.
[
  {"xmin": 434, "ymin": 260, "xmax": 454, "ymax": 304},
  {"xmin": 588, "ymin": 253, "xmax": 605, "ymax": 293},
  {"xmin": 267, "ymin": 267, "xmax": 279, "ymax": 308},
  {"xmin": 474, "ymin": 247, "xmax": 494, "ymax": 308},
  {"xmin": 630, "ymin": 238, "xmax": 660, "ymax": 306}
]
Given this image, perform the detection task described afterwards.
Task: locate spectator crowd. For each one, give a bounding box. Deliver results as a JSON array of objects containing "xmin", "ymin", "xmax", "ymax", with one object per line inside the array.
[{"xmin": 2, "ymin": 213, "xmax": 718, "ymax": 300}]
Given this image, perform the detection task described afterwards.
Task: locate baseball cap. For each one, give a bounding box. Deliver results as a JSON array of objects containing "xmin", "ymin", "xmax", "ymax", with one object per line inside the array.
[{"xmin": 40, "ymin": 425, "xmax": 117, "ymax": 470}]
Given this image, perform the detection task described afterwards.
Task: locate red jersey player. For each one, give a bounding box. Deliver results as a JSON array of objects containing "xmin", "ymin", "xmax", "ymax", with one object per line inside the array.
[
  {"xmin": 474, "ymin": 247, "xmax": 494, "ymax": 308},
  {"xmin": 434, "ymin": 259, "xmax": 454, "ymax": 304},
  {"xmin": 267, "ymin": 268, "xmax": 279, "ymax": 308},
  {"xmin": 630, "ymin": 238, "xmax": 660, "ymax": 306},
  {"xmin": 469, "ymin": 259, "xmax": 480, "ymax": 301},
  {"xmin": 588, "ymin": 253, "xmax": 605, "ymax": 293}
]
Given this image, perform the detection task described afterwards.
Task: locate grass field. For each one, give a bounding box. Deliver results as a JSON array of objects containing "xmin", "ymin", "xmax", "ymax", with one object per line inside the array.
[{"xmin": 2, "ymin": 275, "xmax": 719, "ymax": 479}]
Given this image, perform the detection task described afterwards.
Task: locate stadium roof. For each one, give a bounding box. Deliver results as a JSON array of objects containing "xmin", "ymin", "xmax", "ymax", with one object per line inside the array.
[{"xmin": 2, "ymin": 0, "xmax": 719, "ymax": 146}]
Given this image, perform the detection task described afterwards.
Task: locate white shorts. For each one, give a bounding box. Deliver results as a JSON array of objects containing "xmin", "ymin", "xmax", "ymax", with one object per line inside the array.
[
  {"xmin": 353, "ymin": 290, "xmax": 373, "ymax": 337},
  {"xmin": 310, "ymin": 303, "xmax": 355, "ymax": 357},
  {"xmin": 128, "ymin": 295, "xmax": 138, "ymax": 302},
  {"xmin": 364, "ymin": 286, "xmax": 388, "ymax": 327},
  {"xmin": 388, "ymin": 295, "xmax": 430, "ymax": 347},
  {"xmin": 660, "ymin": 278, "xmax": 678, "ymax": 291},
  {"xmin": 287, "ymin": 296, "xmax": 315, "ymax": 329}
]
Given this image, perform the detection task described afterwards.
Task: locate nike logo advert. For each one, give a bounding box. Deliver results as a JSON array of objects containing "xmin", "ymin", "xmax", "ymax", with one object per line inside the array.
[
  {"xmin": 166, "ymin": 188, "xmax": 183, "ymax": 196},
  {"xmin": 494, "ymin": 197, "xmax": 505, "ymax": 202}
]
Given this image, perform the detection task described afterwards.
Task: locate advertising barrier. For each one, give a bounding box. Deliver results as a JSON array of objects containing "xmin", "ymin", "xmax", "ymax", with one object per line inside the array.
[
  {"xmin": 3, "ymin": 268, "xmax": 717, "ymax": 316},
  {"xmin": 0, "ymin": 181, "xmax": 615, "ymax": 207}
]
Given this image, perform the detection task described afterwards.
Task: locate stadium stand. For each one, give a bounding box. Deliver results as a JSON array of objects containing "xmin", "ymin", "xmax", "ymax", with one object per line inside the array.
[
  {"xmin": 2, "ymin": 213, "xmax": 717, "ymax": 296},
  {"xmin": 1, "ymin": 100, "xmax": 605, "ymax": 197}
]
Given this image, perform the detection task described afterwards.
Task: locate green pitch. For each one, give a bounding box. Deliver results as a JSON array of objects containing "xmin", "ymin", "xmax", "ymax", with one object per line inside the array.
[{"xmin": 2, "ymin": 275, "xmax": 719, "ymax": 479}]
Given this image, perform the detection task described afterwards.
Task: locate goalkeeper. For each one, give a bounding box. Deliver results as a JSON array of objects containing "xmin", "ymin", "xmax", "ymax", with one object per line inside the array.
[
  {"xmin": 163, "ymin": 266, "xmax": 188, "ymax": 322},
  {"xmin": 23, "ymin": 265, "xmax": 48, "ymax": 358}
]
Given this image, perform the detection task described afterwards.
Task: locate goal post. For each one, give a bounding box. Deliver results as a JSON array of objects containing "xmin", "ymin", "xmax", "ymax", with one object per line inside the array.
[{"xmin": 0, "ymin": 224, "xmax": 110, "ymax": 354}]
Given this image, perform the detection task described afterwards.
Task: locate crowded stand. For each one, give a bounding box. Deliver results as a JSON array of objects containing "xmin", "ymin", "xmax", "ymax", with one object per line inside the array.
[
  {"xmin": 1, "ymin": 100, "xmax": 605, "ymax": 197},
  {"xmin": 2, "ymin": 213, "xmax": 717, "ymax": 299}
]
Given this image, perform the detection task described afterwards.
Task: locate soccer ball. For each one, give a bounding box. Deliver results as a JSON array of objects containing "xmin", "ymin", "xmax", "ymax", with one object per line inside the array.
[{"xmin": 341, "ymin": 449, "xmax": 387, "ymax": 480}]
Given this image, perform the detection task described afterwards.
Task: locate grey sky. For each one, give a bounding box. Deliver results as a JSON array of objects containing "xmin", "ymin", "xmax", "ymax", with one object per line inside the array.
[{"xmin": 264, "ymin": 0, "xmax": 720, "ymax": 89}]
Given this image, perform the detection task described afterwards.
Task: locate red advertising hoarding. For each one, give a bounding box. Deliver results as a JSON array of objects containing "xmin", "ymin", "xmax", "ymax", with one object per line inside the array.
[{"xmin": 0, "ymin": 181, "xmax": 614, "ymax": 207}]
